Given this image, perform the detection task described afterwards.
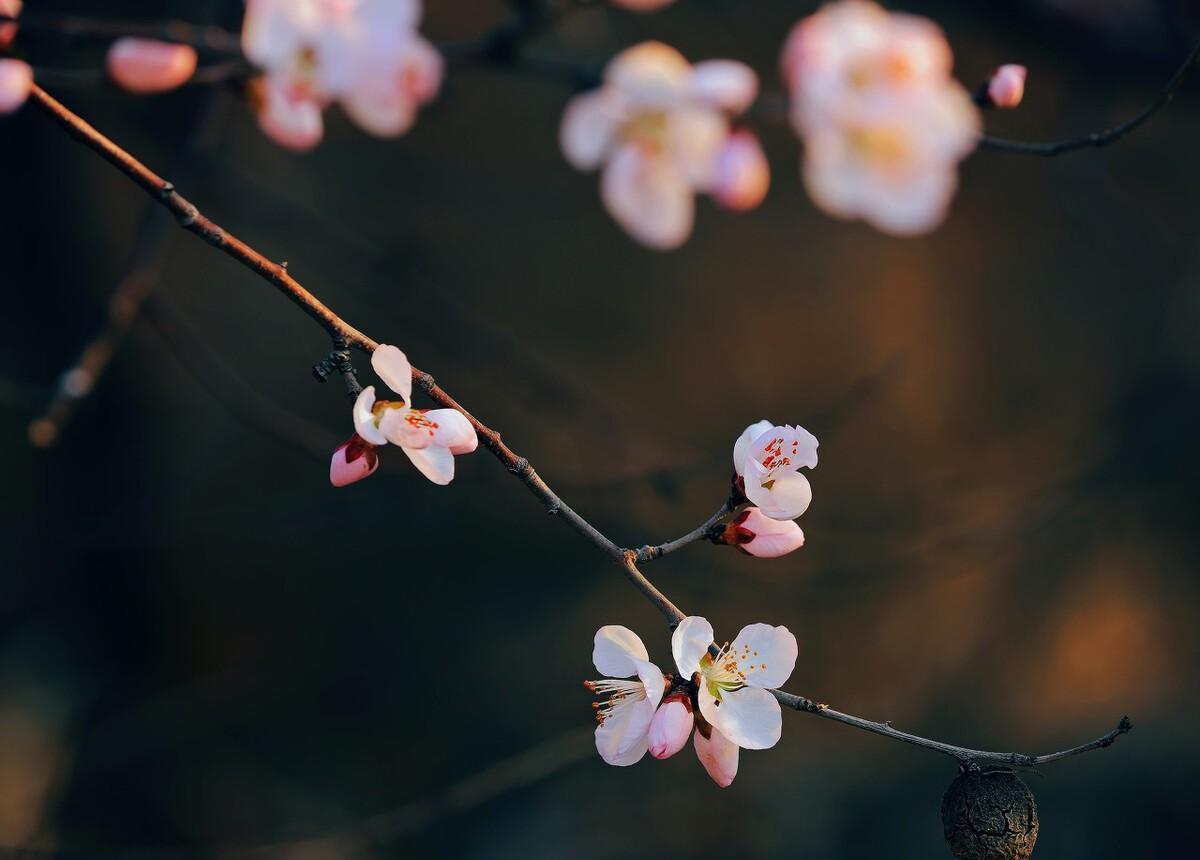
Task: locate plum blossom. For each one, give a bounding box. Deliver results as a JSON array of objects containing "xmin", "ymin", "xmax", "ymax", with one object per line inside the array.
[
  {"xmin": 107, "ymin": 39, "xmax": 198, "ymax": 94},
  {"xmin": 0, "ymin": 58, "xmax": 31, "ymax": 114},
  {"xmin": 781, "ymin": 0, "xmax": 980, "ymax": 235},
  {"xmin": 0, "ymin": 0, "xmax": 21, "ymax": 51},
  {"xmin": 733, "ymin": 420, "xmax": 818, "ymax": 521},
  {"xmin": 242, "ymin": 0, "xmax": 443, "ymax": 150},
  {"xmin": 611, "ymin": 0, "xmax": 676, "ymax": 12},
  {"xmin": 722, "ymin": 507, "xmax": 805, "ymax": 558},
  {"xmin": 986, "ymin": 64, "xmax": 1026, "ymax": 109},
  {"xmin": 560, "ymin": 41, "xmax": 767, "ymax": 249},
  {"xmin": 329, "ymin": 433, "xmax": 380, "ymax": 487},
  {"xmin": 713, "ymin": 130, "xmax": 770, "ymax": 211},
  {"xmin": 672, "ymin": 616, "xmax": 798, "ymax": 781},
  {"xmin": 586, "ymin": 626, "xmax": 667, "ymax": 766},
  {"xmin": 345, "ymin": 345, "xmax": 477, "ymax": 486}
]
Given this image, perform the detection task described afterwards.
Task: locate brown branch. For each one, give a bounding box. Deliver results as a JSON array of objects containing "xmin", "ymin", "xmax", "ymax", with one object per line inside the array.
[
  {"xmin": 633, "ymin": 499, "xmax": 737, "ymax": 563},
  {"xmin": 28, "ymin": 83, "xmax": 1129, "ymax": 771}
]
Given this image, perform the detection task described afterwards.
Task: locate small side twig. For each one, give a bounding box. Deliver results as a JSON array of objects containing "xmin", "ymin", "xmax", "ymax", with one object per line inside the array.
[{"xmin": 633, "ymin": 499, "xmax": 738, "ymax": 562}]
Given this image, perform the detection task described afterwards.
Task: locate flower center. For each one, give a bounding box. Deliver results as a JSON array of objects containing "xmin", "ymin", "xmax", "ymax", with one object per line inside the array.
[
  {"xmin": 584, "ymin": 678, "xmax": 647, "ymax": 725},
  {"xmin": 699, "ymin": 641, "xmax": 768, "ymax": 703},
  {"xmin": 620, "ymin": 110, "xmax": 669, "ymax": 153},
  {"xmin": 758, "ymin": 435, "xmax": 800, "ymax": 480},
  {"xmin": 845, "ymin": 124, "xmax": 910, "ymax": 168}
]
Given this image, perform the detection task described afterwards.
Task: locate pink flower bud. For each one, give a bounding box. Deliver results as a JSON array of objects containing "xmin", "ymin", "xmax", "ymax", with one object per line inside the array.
[
  {"xmin": 0, "ymin": 58, "xmax": 31, "ymax": 114},
  {"xmin": 0, "ymin": 0, "xmax": 21, "ymax": 51},
  {"xmin": 330, "ymin": 434, "xmax": 379, "ymax": 487},
  {"xmin": 986, "ymin": 64, "xmax": 1026, "ymax": 110},
  {"xmin": 693, "ymin": 725, "xmax": 739, "ymax": 788},
  {"xmin": 647, "ymin": 693, "xmax": 693, "ymax": 760},
  {"xmin": 713, "ymin": 131, "xmax": 770, "ymax": 212},
  {"xmin": 106, "ymin": 38, "xmax": 198, "ymax": 94},
  {"xmin": 722, "ymin": 507, "xmax": 805, "ymax": 558},
  {"xmin": 611, "ymin": 0, "xmax": 677, "ymax": 12}
]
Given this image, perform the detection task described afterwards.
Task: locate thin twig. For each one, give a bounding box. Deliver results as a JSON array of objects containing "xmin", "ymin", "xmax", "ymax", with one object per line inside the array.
[
  {"xmin": 980, "ymin": 36, "xmax": 1200, "ymax": 156},
  {"xmin": 28, "ymin": 83, "xmax": 1131, "ymax": 770},
  {"xmin": 634, "ymin": 500, "xmax": 737, "ymax": 563}
]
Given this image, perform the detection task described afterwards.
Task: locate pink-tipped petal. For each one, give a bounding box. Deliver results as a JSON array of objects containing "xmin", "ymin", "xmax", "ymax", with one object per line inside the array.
[
  {"xmin": 329, "ymin": 434, "xmax": 380, "ymax": 487},
  {"xmin": 693, "ymin": 725, "xmax": 739, "ymax": 788},
  {"xmin": 424, "ymin": 408, "xmax": 478, "ymax": 455},
  {"xmin": 106, "ymin": 38, "xmax": 198, "ymax": 94},
  {"xmin": 0, "ymin": 59, "xmax": 31, "ymax": 114},
  {"xmin": 987, "ymin": 64, "xmax": 1026, "ymax": 109},
  {"xmin": 727, "ymin": 507, "xmax": 805, "ymax": 558},
  {"xmin": 647, "ymin": 694, "xmax": 693, "ymax": 760},
  {"xmin": 601, "ymin": 143, "xmax": 694, "ymax": 250},
  {"xmin": 257, "ymin": 75, "xmax": 324, "ymax": 151},
  {"xmin": 713, "ymin": 131, "xmax": 770, "ymax": 211}
]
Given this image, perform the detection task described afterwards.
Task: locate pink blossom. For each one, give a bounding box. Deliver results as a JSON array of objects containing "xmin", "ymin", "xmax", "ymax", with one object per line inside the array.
[
  {"xmin": 986, "ymin": 64, "xmax": 1026, "ymax": 109},
  {"xmin": 329, "ymin": 433, "xmax": 380, "ymax": 487},
  {"xmin": 782, "ymin": 0, "xmax": 980, "ymax": 236},
  {"xmin": 693, "ymin": 724, "xmax": 739, "ymax": 787},
  {"xmin": 647, "ymin": 693, "xmax": 693, "ymax": 760},
  {"xmin": 0, "ymin": 58, "xmax": 31, "ymax": 114},
  {"xmin": 611, "ymin": 0, "xmax": 676, "ymax": 12},
  {"xmin": 713, "ymin": 130, "xmax": 770, "ymax": 211},
  {"xmin": 560, "ymin": 42, "xmax": 767, "ymax": 249},
  {"xmin": 723, "ymin": 507, "xmax": 805, "ymax": 558},
  {"xmin": 0, "ymin": 0, "xmax": 20, "ymax": 51},
  {"xmin": 107, "ymin": 39, "xmax": 198, "ymax": 94}
]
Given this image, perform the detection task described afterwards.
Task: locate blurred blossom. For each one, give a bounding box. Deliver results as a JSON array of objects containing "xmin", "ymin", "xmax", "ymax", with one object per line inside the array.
[
  {"xmin": 586, "ymin": 626, "xmax": 666, "ymax": 766},
  {"xmin": 0, "ymin": 695, "xmax": 69, "ymax": 846},
  {"xmin": 0, "ymin": 59, "xmax": 31, "ymax": 114},
  {"xmin": 672, "ymin": 617, "xmax": 797, "ymax": 761},
  {"xmin": 0, "ymin": 0, "xmax": 20, "ymax": 50},
  {"xmin": 733, "ymin": 420, "xmax": 818, "ymax": 521},
  {"xmin": 986, "ymin": 64, "xmax": 1027, "ymax": 109},
  {"xmin": 242, "ymin": 0, "xmax": 442, "ymax": 150},
  {"xmin": 106, "ymin": 39, "xmax": 198, "ymax": 94},
  {"xmin": 560, "ymin": 41, "xmax": 766, "ymax": 249},
  {"xmin": 781, "ymin": 0, "xmax": 980, "ymax": 235},
  {"xmin": 611, "ymin": 0, "xmax": 677, "ymax": 12},
  {"xmin": 713, "ymin": 130, "xmax": 771, "ymax": 211},
  {"xmin": 723, "ymin": 507, "xmax": 805, "ymax": 557},
  {"xmin": 329, "ymin": 433, "xmax": 380, "ymax": 487},
  {"xmin": 349, "ymin": 345, "xmax": 478, "ymax": 485}
]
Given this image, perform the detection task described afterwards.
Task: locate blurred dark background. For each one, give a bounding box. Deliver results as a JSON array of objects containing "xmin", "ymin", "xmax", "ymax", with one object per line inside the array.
[{"xmin": 2, "ymin": 1, "xmax": 1200, "ymax": 857}]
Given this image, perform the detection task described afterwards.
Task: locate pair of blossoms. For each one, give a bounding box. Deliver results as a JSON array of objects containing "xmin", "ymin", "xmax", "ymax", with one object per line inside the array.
[
  {"xmin": 561, "ymin": 0, "xmax": 1027, "ymax": 246},
  {"xmin": 329, "ymin": 345, "xmax": 820, "ymax": 564},
  {"xmin": 588, "ymin": 617, "xmax": 797, "ymax": 787}
]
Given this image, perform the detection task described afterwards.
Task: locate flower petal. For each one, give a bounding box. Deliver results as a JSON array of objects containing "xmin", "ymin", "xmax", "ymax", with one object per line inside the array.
[
  {"xmin": 730, "ymin": 623, "xmax": 797, "ymax": 688},
  {"xmin": 106, "ymin": 39, "xmax": 198, "ymax": 94},
  {"xmin": 257, "ymin": 75, "xmax": 324, "ymax": 151},
  {"xmin": 352, "ymin": 386, "xmax": 388, "ymax": 446},
  {"xmin": 605, "ymin": 41, "xmax": 690, "ymax": 107},
  {"xmin": 671, "ymin": 615, "xmax": 714, "ymax": 677},
  {"xmin": 704, "ymin": 685, "xmax": 782, "ymax": 750},
  {"xmin": 560, "ymin": 89, "xmax": 623, "ymax": 171},
  {"xmin": 666, "ymin": 105, "xmax": 728, "ymax": 190},
  {"xmin": 733, "ymin": 420, "xmax": 774, "ymax": 476},
  {"xmin": 595, "ymin": 699, "xmax": 654, "ymax": 766},
  {"xmin": 689, "ymin": 60, "xmax": 758, "ymax": 114},
  {"xmin": 713, "ymin": 131, "xmax": 770, "ymax": 211},
  {"xmin": 745, "ymin": 470, "xmax": 812, "ymax": 520},
  {"xmin": 593, "ymin": 625, "xmax": 650, "ymax": 677},
  {"xmin": 693, "ymin": 724, "xmax": 739, "ymax": 787},
  {"xmin": 0, "ymin": 59, "xmax": 31, "ymax": 115},
  {"xmin": 401, "ymin": 443, "xmax": 455, "ymax": 485},
  {"xmin": 601, "ymin": 144, "xmax": 694, "ymax": 250},
  {"xmin": 734, "ymin": 508, "xmax": 805, "ymax": 558},
  {"xmin": 424, "ymin": 409, "xmax": 478, "ymax": 455},
  {"xmin": 635, "ymin": 658, "xmax": 666, "ymax": 710},
  {"xmin": 371, "ymin": 344, "xmax": 413, "ymax": 402}
]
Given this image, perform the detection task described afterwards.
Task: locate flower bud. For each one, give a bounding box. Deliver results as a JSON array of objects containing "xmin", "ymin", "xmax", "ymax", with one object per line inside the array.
[
  {"xmin": 713, "ymin": 131, "xmax": 770, "ymax": 212},
  {"xmin": 0, "ymin": 0, "xmax": 22, "ymax": 51},
  {"xmin": 647, "ymin": 693, "xmax": 692, "ymax": 760},
  {"xmin": 693, "ymin": 724, "xmax": 739, "ymax": 788},
  {"xmin": 106, "ymin": 38, "xmax": 198, "ymax": 94},
  {"xmin": 0, "ymin": 58, "xmax": 31, "ymax": 114},
  {"xmin": 330, "ymin": 434, "xmax": 379, "ymax": 487},
  {"xmin": 941, "ymin": 769, "xmax": 1038, "ymax": 860},
  {"xmin": 986, "ymin": 65, "xmax": 1026, "ymax": 110},
  {"xmin": 721, "ymin": 507, "xmax": 805, "ymax": 558}
]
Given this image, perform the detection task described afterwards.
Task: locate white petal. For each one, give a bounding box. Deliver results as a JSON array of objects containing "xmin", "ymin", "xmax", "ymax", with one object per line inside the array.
[
  {"xmin": 703, "ymin": 685, "xmax": 782, "ymax": 750},
  {"xmin": 729, "ymin": 623, "xmax": 798, "ymax": 688},
  {"xmin": 596, "ymin": 715, "xmax": 650, "ymax": 766},
  {"xmin": 666, "ymin": 105, "xmax": 728, "ymax": 190},
  {"xmin": 733, "ymin": 419, "xmax": 774, "ymax": 476},
  {"xmin": 560, "ymin": 89, "xmax": 622, "ymax": 171},
  {"xmin": 689, "ymin": 60, "xmax": 758, "ymax": 114},
  {"xmin": 593, "ymin": 625, "xmax": 650, "ymax": 677},
  {"xmin": 595, "ymin": 695, "xmax": 655, "ymax": 763},
  {"xmin": 379, "ymin": 406, "xmax": 433, "ymax": 449},
  {"xmin": 601, "ymin": 144, "xmax": 694, "ymax": 250},
  {"xmin": 352, "ymin": 386, "xmax": 388, "ymax": 446},
  {"xmin": 605, "ymin": 41, "xmax": 690, "ymax": 107},
  {"xmin": 341, "ymin": 78, "xmax": 418, "ymax": 138},
  {"xmin": 693, "ymin": 725, "xmax": 739, "ymax": 787},
  {"xmin": 671, "ymin": 616, "xmax": 714, "ymax": 677},
  {"xmin": 425, "ymin": 409, "xmax": 478, "ymax": 455},
  {"xmin": 401, "ymin": 443, "xmax": 455, "ymax": 485},
  {"xmin": 371, "ymin": 345, "xmax": 413, "ymax": 402},
  {"xmin": 745, "ymin": 471, "xmax": 812, "ymax": 521},
  {"xmin": 634, "ymin": 658, "xmax": 666, "ymax": 710},
  {"xmin": 735, "ymin": 509, "xmax": 805, "ymax": 558}
]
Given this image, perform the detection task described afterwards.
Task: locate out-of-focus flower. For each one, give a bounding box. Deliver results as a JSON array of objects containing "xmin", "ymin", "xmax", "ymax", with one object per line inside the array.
[
  {"xmin": 986, "ymin": 64, "xmax": 1026, "ymax": 109},
  {"xmin": 348, "ymin": 345, "xmax": 478, "ymax": 486},
  {"xmin": 647, "ymin": 692, "xmax": 692, "ymax": 759},
  {"xmin": 611, "ymin": 0, "xmax": 676, "ymax": 12},
  {"xmin": 0, "ymin": 59, "xmax": 31, "ymax": 114},
  {"xmin": 586, "ymin": 625, "xmax": 667, "ymax": 766},
  {"xmin": 781, "ymin": 0, "xmax": 980, "ymax": 235},
  {"xmin": 672, "ymin": 616, "xmax": 798, "ymax": 778},
  {"xmin": 107, "ymin": 39, "xmax": 198, "ymax": 94},
  {"xmin": 722, "ymin": 507, "xmax": 805, "ymax": 557},
  {"xmin": 733, "ymin": 420, "xmax": 818, "ymax": 521},
  {"xmin": 242, "ymin": 0, "xmax": 442, "ymax": 150},
  {"xmin": 713, "ymin": 130, "xmax": 771, "ymax": 211},
  {"xmin": 329, "ymin": 433, "xmax": 380, "ymax": 487},
  {"xmin": 560, "ymin": 41, "xmax": 766, "ymax": 249},
  {"xmin": 0, "ymin": 0, "xmax": 21, "ymax": 50}
]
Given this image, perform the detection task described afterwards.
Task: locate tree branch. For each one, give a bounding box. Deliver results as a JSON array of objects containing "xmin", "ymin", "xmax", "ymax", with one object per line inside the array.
[
  {"xmin": 28, "ymin": 83, "xmax": 1130, "ymax": 770},
  {"xmin": 634, "ymin": 499, "xmax": 737, "ymax": 563}
]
